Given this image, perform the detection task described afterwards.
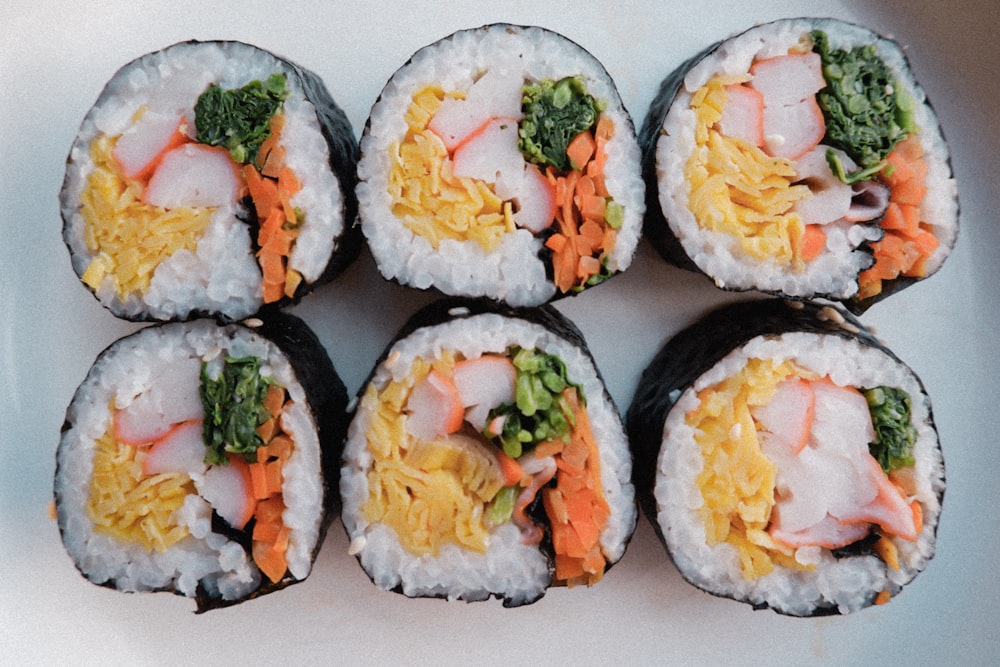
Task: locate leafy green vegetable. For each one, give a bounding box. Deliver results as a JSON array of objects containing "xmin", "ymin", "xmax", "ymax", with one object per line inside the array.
[
  {"xmin": 811, "ymin": 30, "xmax": 914, "ymax": 182},
  {"xmin": 194, "ymin": 73, "xmax": 288, "ymax": 166},
  {"xmin": 200, "ymin": 356, "xmax": 276, "ymax": 465},
  {"xmin": 486, "ymin": 347, "xmax": 583, "ymax": 458},
  {"xmin": 486, "ymin": 484, "xmax": 519, "ymax": 525},
  {"xmin": 863, "ymin": 386, "xmax": 918, "ymax": 472},
  {"xmin": 519, "ymin": 76, "xmax": 605, "ymax": 171}
]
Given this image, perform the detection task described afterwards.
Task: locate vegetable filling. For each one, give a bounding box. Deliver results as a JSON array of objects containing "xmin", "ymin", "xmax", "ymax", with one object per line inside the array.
[
  {"xmin": 79, "ymin": 73, "xmax": 304, "ymax": 305},
  {"xmin": 688, "ymin": 358, "xmax": 923, "ymax": 580},
  {"xmin": 361, "ymin": 347, "xmax": 610, "ymax": 586},
  {"xmin": 86, "ymin": 354, "xmax": 298, "ymax": 584},
  {"xmin": 386, "ymin": 73, "xmax": 623, "ymax": 293},
  {"xmin": 683, "ymin": 30, "xmax": 940, "ymax": 296}
]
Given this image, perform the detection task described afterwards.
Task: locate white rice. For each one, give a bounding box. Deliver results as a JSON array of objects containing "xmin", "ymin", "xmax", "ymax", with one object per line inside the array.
[
  {"xmin": 652, "ymin": 18, "xmax": 958, "ymax": 299},
  {"xmin": 358, "ymin": 24, "xmax": 644, "ymax": 306},
  {"xmin": 655, "ymin": 330, "xmax": 944, "ymax": 615},
  {"xmin": 55, "ymin": 320, "xmax": 325, "ymax": 604},
  {"xmin": 60, "ymin": 40, "xmax": 347, "ymax": 321},
  {"xmin": 340, "ymin": 310, "xmax": 637, "ymax": 604}
]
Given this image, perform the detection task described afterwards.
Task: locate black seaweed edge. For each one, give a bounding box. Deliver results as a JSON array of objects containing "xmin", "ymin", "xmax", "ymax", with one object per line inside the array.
[
  {"xmin": 344, "ymin": 296, "xmax": 637, "ymax": 607},
  {"xmin": 637, "ymin": 17, "xmax": 960, "ymax": 315},
  {"xmin": 357, "ymin": 22, "xmax": 644, "ymax": 306},
  {"xmin": 59, "ymin": 39, "xmax": 362, "ymax": 324},
  {"xmin": 53, "ymin": 312, "xmax": 350, "ymax": 613},
  {"xmin": 624, "ymin": 297, "xmax": 945, "ymax": 616}
]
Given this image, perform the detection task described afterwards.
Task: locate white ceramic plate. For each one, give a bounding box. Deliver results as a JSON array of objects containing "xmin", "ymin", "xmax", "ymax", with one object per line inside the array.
[{"xmin": 3, "ymin": 1, "xmax": 997, "ymax": 663}]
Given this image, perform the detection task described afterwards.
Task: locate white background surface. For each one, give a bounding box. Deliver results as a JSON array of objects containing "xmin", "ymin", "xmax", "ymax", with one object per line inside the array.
[{"xmin": 2, "ymin": 1, "xmax": 997, "ymax": 664}]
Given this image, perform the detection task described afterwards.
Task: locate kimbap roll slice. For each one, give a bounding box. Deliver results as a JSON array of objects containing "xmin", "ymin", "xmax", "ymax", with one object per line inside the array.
[
  {"xmin": 640, "ymin": 18, "xmax": 958, "ymax": 312},
  {"xmin": 358, "ymin": 23, "xmax": 644, "ymax": 306},
  {"xmin": 54, "ymin": 313, "xmax": 349, "ymax": 611},
  {"xmin": 340, "ymin": 298, "xmax": 636, "ymax": 606},
  {"xmin": 61, "ymin": 40, "xmax": 360, "ymax": 322},
  {"xmin": 627, "ymin": 299, "xmax": 944, "ymax": 616}
]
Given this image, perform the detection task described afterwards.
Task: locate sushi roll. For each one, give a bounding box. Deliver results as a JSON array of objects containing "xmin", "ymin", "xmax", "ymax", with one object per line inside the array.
[
  {"xmin": 357, "ymin": 23, "xmax": 644, "ymax": 306},
  {"xmin": 340, "ymin": 298, "xmax": 636, "ymax": 606},
  {"xmin": 54, "ymin": 313, "xmax": 349, "ymax": 611},
  {"xmin": 626, "ymin": 299, "xmax": 944, "ymax": 615},
  {"xmin": 60, "ymin": 40, "xmax": 360, "ymax": 322},
  {"xmin": 640, "ymin": 18, "xmax": 958, "ymax": 312}
]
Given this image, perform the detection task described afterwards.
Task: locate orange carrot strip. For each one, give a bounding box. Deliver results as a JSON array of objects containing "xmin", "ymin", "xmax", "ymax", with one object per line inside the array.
[
  {"xmin": 250, "ymin": 462, "xmax": 270, "ymax": 501},
  {"xmin": 257, "ymin": 207, "xmax": 285, "ymax": 250},
  {"xmin": 256, "ymin": 418, "xmax": 277, "ymax": 444},
  {"xmin": 267, "ymin": 435, "xmax": 294, "ymax": 461},
  {"xmin": 560, "ymin": 171, "xmax": 580, "ymax": 235},
  {"xmin": 799, "ymin": 224, "xmax": 827, "ymax": 262},
  {"xmin": 265, "ymin": 460, "xmax": 283, "ymax": 496},
  {"xmin": 258, "ymin": 114, "xmax": 286, "ymax": 178},
  {"xmin": 545, "ymin": 233, "xmax": 567, "ymax": 253},
  {"xmin": 497, "ymin": 451, "xmax": 523, "ymax": 487},
  {"xmin": 892, "ymin": 178, "xmax": 927, "ymax": 207},
  {"xmin": 262, "ymin": 385, "xmax": 286, "ymax": 419},
  {"xmin": 577, "ymin": 194, "xmax": 607, "ymax": 223},
  {"xmin": 566, "ymin": 131, "xmax": 596, "ymax": 171},
  {"xmin": 532, "ymin": 438, "xmax": 565, "ymax": 459},
  {"xmin": 244, "ymin": 164, "xmax": 281, "ymax": 220},
  {"xmin": 253, "ymin": 518, "xmax": 281, "ymax": 543},
  {"xmin": 253, "ymin": 540, "xmax": 288, "ymax": 583},
  {"xmin": 579, "ymin": 220, "xmax": 605, "ymax": 251}
]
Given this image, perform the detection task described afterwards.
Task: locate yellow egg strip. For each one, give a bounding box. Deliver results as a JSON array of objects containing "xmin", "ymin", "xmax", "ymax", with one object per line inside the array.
[
  {"xmin": 688, "ymin": 358, "xmax": 816, "ymax": 579},
  {"xmin": 80, "ymin": 135, "xmax": 210, "ymax": 298},
  {"xmin": 387, "ymin": 86, "xmax": 513, "ymax": 253},
  {"xmin": 362, "ymin": 352, "xmax": 503, "ymax": 557},
  {"xmin": 86, "ymin": 424, "xmax": 192, "ymax": 553},
  {"xmin": 685, "ymin": 76, "xmax": 811, "ymax": 267}
]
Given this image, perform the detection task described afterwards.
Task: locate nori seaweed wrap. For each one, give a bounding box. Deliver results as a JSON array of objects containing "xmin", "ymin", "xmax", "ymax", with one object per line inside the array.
[
  {"xmin": 54, "ymin": 312, "xmax": 349, "ymax": 611},
  {"xmin": 340, "ymin": 298, "xmax": 636, "ymax": 605},
  {"xmin": 357, "ymin": 23, "xmax": 645, "ymax": 306},
  {"xmin": 639, "ymin": 18, "xmax": 958, "ymax": 312},
  {"xmin": 627, "ymin": 298, "xmax": 944, "ymax": 615},
  {"xmin": 60, "ymin": 39, "xmax": 360, "ymax": 322}
]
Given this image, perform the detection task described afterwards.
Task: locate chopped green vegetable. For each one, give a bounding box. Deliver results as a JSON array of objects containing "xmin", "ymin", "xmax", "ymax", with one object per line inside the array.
[
  {"xmin": 194, "ymin": 73, "xmax": 287, "ymax": 166},
  {"xmin": 519, "ymin": 76, "xmax": 605, "ymax": 171},
  {"xmin": 486, "ymin": 485, "xmax": 519, "ymax": 525},
  {"xmin": 811, "ymin": 30, "xmax": 911, "ymax": 182},
  {"xmin": 863, "ymin": 386, "xmax": 918, "ymax": 473},
  {"xmin": 200, "ymin": 356, "xmax": 276, "ymax": 465},
  {"xmin": 604, "ymin": 199, "xmax": 624, "ymax": 230},
  {"xmin": 486, "ymin": 347, "xmax": 583, "ymax": 458}
]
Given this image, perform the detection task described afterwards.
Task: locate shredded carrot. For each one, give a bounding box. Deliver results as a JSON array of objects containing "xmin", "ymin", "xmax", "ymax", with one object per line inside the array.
[
  {"xmin": 497, "ymin": 450, "xmax": 523, "ymax": 487},
  {"xmin": 262, "ymin": 385, "xmax": 286, "ymax": 418},
  {"xmin": 543, "ymin": 388, "xmax": 610, "ymax": 586},
  {"xmin": 258, "ymin": 114, "xmax": 287, "ymax": 178},
  {"xmin": 874, "ymin": 590, "xmax": 892, "ymax": 605},
  {"xmin": 859, "ymin": 136, "xmax": 938, "ymax": 299},
  {"xmin": 240, "ymin": 114, "xmax": 302, "ymax": 303},
  {"xmin": 253, "ymin": 533, "xmax": 289, "ymax": 584},
  {"xmin": 243, "ymin": 164, "xmax": 280, "ymax": 220},
  {"xmin": 566, "ymin": 131, "xmax": 596, "ymax": 171},
  {"xmin": 250, "ymin": 461, "xmax": 270, "ymax": 500},
  {"xmin": 542, "ymin": 117, "xmax": 620, "ymax": 294},
  {"xmin": 247, "ymin": 397, "xmax": 295, "ymax": 582},
  {"xmin": 798, "ymin": 224, "xmax": 827, "ymax": 263}
]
